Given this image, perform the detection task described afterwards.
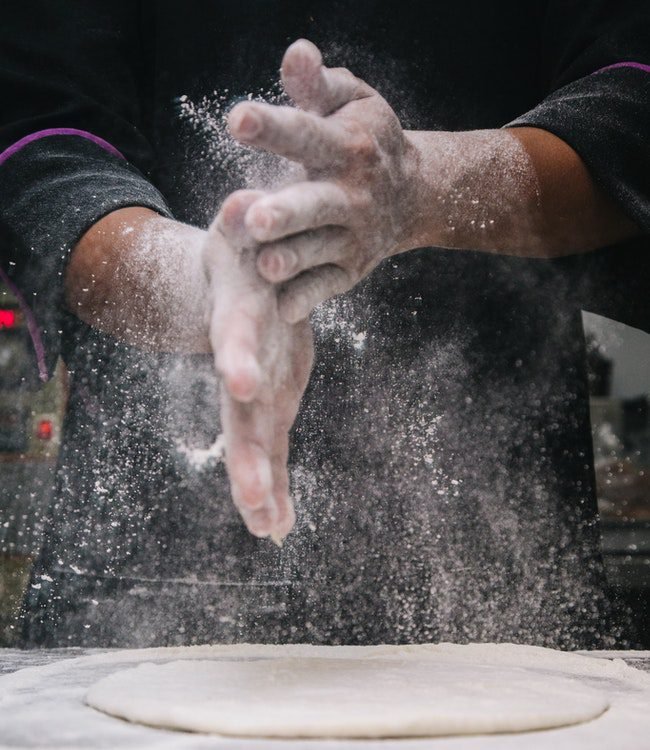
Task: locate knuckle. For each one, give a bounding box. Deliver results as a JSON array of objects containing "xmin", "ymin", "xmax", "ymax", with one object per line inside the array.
[{"xmin": 345, "ymin": 124, "xmax": 378, "ymax": 164}]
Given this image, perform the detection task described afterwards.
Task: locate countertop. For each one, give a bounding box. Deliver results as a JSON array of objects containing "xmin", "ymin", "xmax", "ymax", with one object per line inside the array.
[
  {"xmin": 2, "ymin": 646, "xmax": 650, "ymax": 750},
  {"xmin": 3, "ymin": 646, "xmax": 649, "ymax": 675}
]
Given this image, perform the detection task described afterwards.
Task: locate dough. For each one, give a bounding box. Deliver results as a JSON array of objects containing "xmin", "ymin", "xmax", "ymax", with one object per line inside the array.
[{"xmin": 85, "ymin": 644, "xmax": 609, "ymax": 739}]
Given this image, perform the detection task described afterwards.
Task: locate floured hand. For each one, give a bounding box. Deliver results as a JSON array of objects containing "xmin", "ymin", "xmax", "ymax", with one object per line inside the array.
[
  {"xmin": 228, "ymin": 39, "xmax": 419, "ymax": 323},
  {"xmin": 204, "ymin": 190, "xmax": 313, "ymax": 541}
]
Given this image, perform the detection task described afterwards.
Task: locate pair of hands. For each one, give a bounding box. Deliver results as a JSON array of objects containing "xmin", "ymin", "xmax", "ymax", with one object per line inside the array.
[{"xmin": 204, "ymin": 40, "xmax": 416, "ymax": 541}]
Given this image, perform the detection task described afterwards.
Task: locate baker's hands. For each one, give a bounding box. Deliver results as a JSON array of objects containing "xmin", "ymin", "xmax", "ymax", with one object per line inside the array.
[
  {"xmin": 228, "ymin": 39, "xmax": 420, "ymax": 323},
  {"xmin": 204, "ymin": 190, "xmax": 314, "ymax": 541}
]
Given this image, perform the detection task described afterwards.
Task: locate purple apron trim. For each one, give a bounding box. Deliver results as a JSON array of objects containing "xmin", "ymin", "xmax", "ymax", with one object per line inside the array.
[
  {"xmin": 0, "ymin": 128, "xmax": 125, "ymax": 167},
  {"xmin": 0, "ymin": 127, "xmax": 125, "ymax": 382},
  {"xmin": 593, "ymin": 61, "xmax": 650, "ymax": 75},
  {"xmin": 0, "ymin": 266, "xmax": 50, "ymax": 382}
]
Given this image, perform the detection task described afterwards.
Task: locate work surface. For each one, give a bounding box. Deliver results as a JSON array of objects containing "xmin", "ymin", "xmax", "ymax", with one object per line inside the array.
[{"xmin": 1, "ymin": 647, "xmax": 650, "ymax": 749}]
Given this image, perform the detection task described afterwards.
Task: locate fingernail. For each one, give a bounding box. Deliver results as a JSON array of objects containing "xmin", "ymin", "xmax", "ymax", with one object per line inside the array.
[
  {"xmin": 266, "ymin": 249, "xmax": 297, "ymax": 278},
  {"xmin": 247, "ymin": 508, "xmax": 273, "ymax": 536},
  {"xmin": 252, "ymin": 206, "xmax": 282, "ymax": 233},
  {"xmin": 232, "ymin": 109, "xmax": 261, "ymax": 139},
  {"xmin": 255, "ymin": 210, "xmax": 274, "ymax": 231},
  {"xmin": 285, "ymin": 39, "xmax": 322, "ymax": 73},
  {"xmin": 247, "ymin": 500, "xmax": 279, "ymax": 537},
  {"xmin": 262, "ymin": 251, "xmax": 282, "ymax": 277}
]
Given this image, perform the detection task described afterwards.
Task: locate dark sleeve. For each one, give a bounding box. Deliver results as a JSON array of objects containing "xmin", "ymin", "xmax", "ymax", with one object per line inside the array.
[
  {"xmin": 0, "ymin": 2, "xmax": 172, "ymax": 380},
  {"xmin": 508, "ymin": 0, "xmax": 650, "ymax": 233}
]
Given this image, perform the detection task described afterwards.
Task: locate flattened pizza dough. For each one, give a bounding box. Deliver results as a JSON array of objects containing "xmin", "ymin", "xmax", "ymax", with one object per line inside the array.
[{"xmin": 85, "ymin": 644, "xmax": 609, "ymax": 739}]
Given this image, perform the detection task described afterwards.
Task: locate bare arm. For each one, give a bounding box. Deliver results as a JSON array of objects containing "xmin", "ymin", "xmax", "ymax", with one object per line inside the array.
[
  {"xmin": 226, "ymin": 40, "xmax": 640, "ymax": 322},
  {"xmin": 403, "ymin": 126, "xmax": 638, "ymax": 257},
  {"xmin": 64, "ymin": 207, "xmax": 211, "ymax": 352}
]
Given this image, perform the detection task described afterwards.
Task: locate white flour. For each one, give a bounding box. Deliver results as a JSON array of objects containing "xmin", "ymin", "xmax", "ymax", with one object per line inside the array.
[{"xmin": 2, "ymin": 644, "xmax": 650, "ymax": 748}]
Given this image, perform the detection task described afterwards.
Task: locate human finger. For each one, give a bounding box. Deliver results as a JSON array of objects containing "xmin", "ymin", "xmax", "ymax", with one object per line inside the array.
[
  {"xmin": 278, "ymin": 265, "xmax": 351, "ymax": 323},
  {"xmin": 245, "ymin": 181, "xmax": 351, "ymax": 243},
  {"xmin": 228, "ymin": 102, "xmax": 349, "ymax": 170},
  {"xmin": 208, "ymin": 192, "xmax": 272, "ymax": 403},
  {"xmin": 222, "ymin": 395, "xmax": 278, "ymax": 533},
  {"xmin": 209, "ymin": 189, "xmax": 265, "ymax": 249},
  {"xmin": 281, "ymin": 39, "xmax": 374, "ymax": 115},
  {"xmin": 268, "ymin": 323, "xmax": 314, "ymax": 541},
  {"xmin": 242, "ymin": 507, "xmax": 278, "ymax": 538},
  {"xmin": 211, "ymin": 299, "xmax": 266, "ymax": 403},
  {"xmin": 257, "ymin": 226, "xmax": 350, "ymax": 282},
  {"xmin": 228, "ymin": 440, "xmax": 274, "ymax": 513},
  {"xmin": 270, "ymin": 490, "xmax": 296, "ymax": 543},
  {"xmin": 268, "ymin": 432, "xmax": 296, "ymax": 543}
]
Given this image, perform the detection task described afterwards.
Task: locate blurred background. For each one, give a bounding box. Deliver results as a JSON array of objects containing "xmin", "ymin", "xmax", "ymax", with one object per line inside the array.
[
  {"xmin": 584, "ymin": 311, "xmax": 650, "ymax": 648},
  {"xmin": 0, "ymin": 280, "xmax": 66, "ymax": 646},
  {"xmin": 1, "ymin": 277, "xmax": 649, "ymax": 648}
]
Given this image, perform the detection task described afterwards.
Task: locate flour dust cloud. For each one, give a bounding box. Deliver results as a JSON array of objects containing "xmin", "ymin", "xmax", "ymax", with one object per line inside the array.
[{"xmin": 7, "ymin": 46, "xmax": 628, "ymax": 651}]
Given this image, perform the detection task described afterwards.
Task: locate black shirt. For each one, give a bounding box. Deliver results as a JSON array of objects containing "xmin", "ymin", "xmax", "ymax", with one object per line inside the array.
[{"xmin": 1, "ymin": 1, "xmax": 649, "ymax": 648}]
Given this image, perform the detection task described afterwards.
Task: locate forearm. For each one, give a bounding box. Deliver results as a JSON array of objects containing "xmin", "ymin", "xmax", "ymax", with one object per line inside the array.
[
  {"xmin": 402, "ymin": 127, "xmax": 639, "ymax": 258},
  {"xmin": 65, "ymin": 207, "xmax": 211, "ymax": 352}
]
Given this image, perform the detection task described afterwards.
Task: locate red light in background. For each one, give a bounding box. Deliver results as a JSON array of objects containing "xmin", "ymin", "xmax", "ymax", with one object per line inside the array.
[
  {"xmin": 36, "ymin": 419, "xmax": 53, "ymax": 441},
  {"xmin": 0, "ymin": 309, "xmax": 17, "ymax": 329}
]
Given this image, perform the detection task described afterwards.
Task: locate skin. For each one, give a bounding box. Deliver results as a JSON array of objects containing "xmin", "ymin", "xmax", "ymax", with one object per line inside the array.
[
  {"xmin": 67, "ymin": 201, "xmax": 312, "ymax": 541},
  {"xmin": 65, "ymin": 38, "xmax": 638, "ymax": 541},
  {"xmin": 205, "ymin": 190, "xmax": 313, "ymax": 540},
  {"xmin": 229, "ymin": 40, "xmax": 638, "ymax": 323},
  {"xmin": 65, "ymin": 207, "xmax": 210, "ymax": 352}
]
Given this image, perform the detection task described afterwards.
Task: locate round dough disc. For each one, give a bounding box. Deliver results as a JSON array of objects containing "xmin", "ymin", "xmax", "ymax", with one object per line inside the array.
[{"xmin": 85, "ymin": 647, "xmax": 609, "ymax": 739}]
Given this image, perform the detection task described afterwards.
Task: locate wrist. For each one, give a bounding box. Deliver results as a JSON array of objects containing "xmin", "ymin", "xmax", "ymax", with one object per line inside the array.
[
  {"xmin": 394, "ymin": 130, "xmax": 451, "ymax": 253},
  {"xmin": 395, "ymin": 129, "xmax": 540, "ymax": 254}
]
